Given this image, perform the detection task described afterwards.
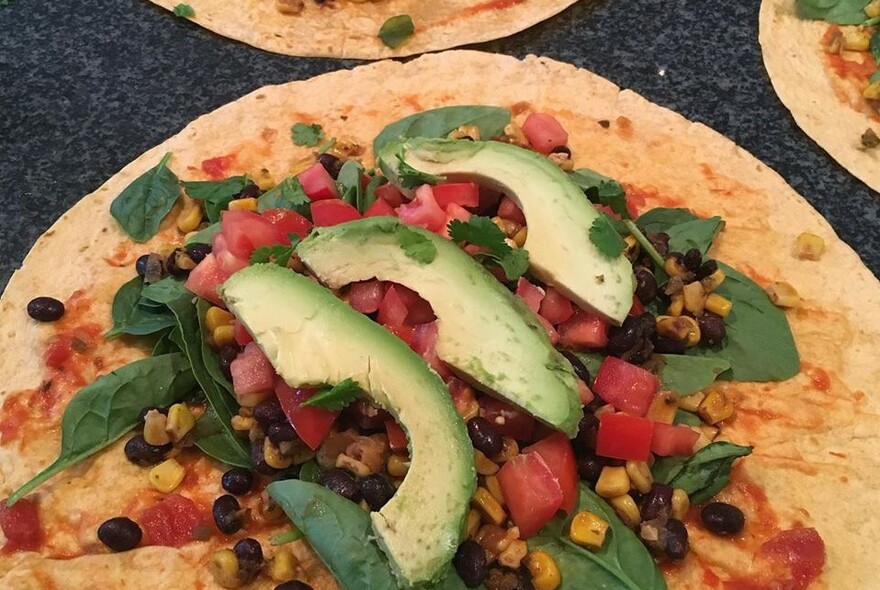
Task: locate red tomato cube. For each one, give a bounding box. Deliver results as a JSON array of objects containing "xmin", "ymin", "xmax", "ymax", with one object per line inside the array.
[
  {"xmin": 311, "ymin": 199, "xmax": 361, "ymax": 227},
  {"xmin": 385, "ymin": 419, "xmax": 408, "ymax": 453},
  {"xmin": 557, "ymin": 309, "xmax": 609, "ymax": 349},
  {"xmin": 515, "ymin": 278, "xmax": 545, "ymax": 314},
  {"xmin": 349, "ymin": 280, "xmax": 384, "ymax": 314},
  {"xmin": 651, "ymin": 423, "xmax": 700, "ymax": 457},
  {"xmin": 184, "ymin": 253, "xmax": 229, "ymax": 307},
  {"xmin": 498, "ymin": 196, "xmax": 526, "ymax": 226},
  {"xmin": 595, "ymin": 412, "xmax": 654, "ymax": 461},
  {"xmin": 297, "ymin": 162, "xmax": 339, "ymax": 201},
  {"xmin": 230, "ymin": 342, "xmax": 275, "ymax": 403},
  {"xmin": 140, "ymin": 494, "xmax": 208, "ymax": 547},
  {"xmin": 497, "ymin": 453, "xmax": 563, "ymax": 538},
  {"xmin": 233, "ymin": 319, "xmax": 253, "ymax": 346},
  {"xmin": 260, "ymin": 208, "xmax": 312, "ymax": 240},
  {"xmin": 523, "ymin": 433, "xmax": 578, "ymax": 513},
  {"xmin": 432, "ymin": 182, "xmax": 480, "ymax": 209},
  {"xmin": 377, "ymin": 285, "xmax": 408, "ymax": 328},
  {"xmin": 363, "ymin": 198, "xmax": 396, "ymax": 218},
  {"xmin": 374, "ymin": 183, "xmax": 405, "ymax": 208},
  {"xmin": 539, "ymin": 287, "xmax": 575, "ymax": 325},
  {"xmin": 275, "ymin": 379, "xmax": 338, "ymax": 451},
  {"xmin": 591, "ymin": 356, "xmax": 659, "ymax": 416},
  {"xmin": 397, "ymin": 185, "xmax": 446, "ymax": 233},
  {"xmin": 522, "ymin": 113, "xmax": 569, "ymax": 154},
  {"xmin": 393, "ymin": 284, "xmax": 436, "ymax": 324},
  {"xmin": 221, "ymin": 210, "xmax": 287, "ymax": 258}
]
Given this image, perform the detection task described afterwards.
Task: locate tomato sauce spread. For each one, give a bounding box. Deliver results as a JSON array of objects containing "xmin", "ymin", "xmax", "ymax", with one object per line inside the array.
[
  {"xmin": 823, "ymin": 25, "xmax": 877, "ymax": 86},
  {"xmin": 625, "ymin": 184, "xmax": 684, "ymax": 214},
  {"xmin": 201, "ymin": 154, "xmax": 238, "ymax": 180},
  {"xmin": 140, "ymin": 494, "xmax": 211, "ymax": 547},
  {"xmin": 0, "ymin": 498, "xmax": 45, "ymax": 553}
]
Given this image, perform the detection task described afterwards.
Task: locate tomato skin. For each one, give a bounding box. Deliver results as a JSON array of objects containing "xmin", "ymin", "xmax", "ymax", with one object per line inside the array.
[
  {"xmin": 432, "ymin": 182, "xmax": 480, "ymax": 209},
  {"xmin": 523, "ymin": 433, "xmax": 578, "ymax": 513},
  {"xmin": 497, "ymin": 196, "xmax": 526, "ymax": 226},
  {"xmin": 374, "ymin": 183, "xmax": 405, "ymax": 208},
  {"xmin": 536, "ymin": 314, "xmax": 560, "ymax": 346},
  {"xmin": 0, "ymin": 498, "xmax": 44, "ymax": 553},
  {"xmin": 409, "ymin": 321, "xmax": 451, "ymax": 379},
  {"xmin": 184, "ymin": 253, "xmax": 229, "ymax": 307},
  {"xmin": 397, "ymin": 185, "xmax": 446, "ymax": 233},
  {"xmin": 515, "ymin": 278, "xmax": 545, "ymax": 313},
  {"xmin": 221, "ymin": 210, "xmax": 287, "ymax": 258},
  {"xmin": 557, "ymin": 309, "xmax": 609, "ymax": 349},
  {"xmin": 650, "ymin": 422, "xmax": 699, "ymax": 457},
  {"xmin": 497, "ymin": 452, "xmax": 563, "ymax": 538},
  {"xmin": 629, "ymin": 295, "xmax": 645, "ymax": 316},
  {"xmin": 479, "ymin": 396, "xmax": 535, "ymax": 441},
  {"xmin": 595, "ymin": 412, "xmax": 654, "ymax": 461},
  {"xmin": 311, "ymin": 200, "xmax": 362, "ymax": 227},
  {"xmin": 385, "ymin": 419, "xmax": 408, "ymax": 452},
  {"xmin": 760, "ymin": 528, "xmax": 825, "ymax": 589},
  {"xmin": 275, "ymin": 379, "xmax": 339, "ymax": 450},
  {"xmin": 441, "ymin": 203, "xmax": 472, "ymax": 238},
  {"xmin": 591, "ymin": 356, "xmax": 659, "ymax": 416},
  {"xmin": 539, "ymin": 287, "xmax": 574, "ymax": 325},
  {"xmin": 230, "ymin": 342, "xmax": 275, "ymax": 402},
  {"xmin": 349, "ymin": 280, "xmax": 384, "ymax": 314},
  {"xmin": 260, "ymin": 208, "xmax": 312, "ymax": 239},
  {"xmin": 233, "ymin": 319, "xmax": 254, "ymax": 346},
  {"xmin": 393, "ymin": 284, "xmax": 435, "ymax": 325},
  {"xmin": 211, "ymin": 234, "xmax": 249, "ymax": 277},
  {"xmin": 522, "ymin": 113, "xmax": 569, "ymax": 154},
  {"xmin": 140, "ymin": 494, "xmax": 209, "ymax": 547},
  {"xmin": 386, "ymin": 324, "xmax": 415, "ymax": 346},
  {"xmin": 297, "ymin": 163, "xmax": 339, "ymax": 201},
  {"xmin": 363, "ymin": 198, "xmax": 396, "ymax": 218},
  {"xmin": 377, "ymin": 285, "xmax": 408, "ymax": 328}
]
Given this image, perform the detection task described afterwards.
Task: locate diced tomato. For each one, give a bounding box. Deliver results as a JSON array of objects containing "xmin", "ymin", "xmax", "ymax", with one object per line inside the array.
[
  {"xmin": 275, "ymin": 379, "xmax": 339, "ymax": 450},
  {"xmin": 625, "ymin": 187, "xmax": 647, "ymax": 219},
  {"xmin": 760, "ymin": 528, "xmax": 825, "ymax": 589},
  {"xmin": 221, "ymin": 210, "xmax": 286, "ymax": 258},
  {"xmin": 233, "ymin": 319, "xmax": 253, "ymax": 346},
  {"xmin": 479, "ymin": 396, "xmax": 535, "ymax": 441},
  {"xmin": 201, "ymin": 155, "xmax": 235, "ymax": 180},
  {"xmin": 385, "ymin": 419, "xmax": 408, "ymax": 452},
  {"xmin": 497, "ymin": 196, "xmax": 526, "ymax": 226},
  {"xmin": 211, "ymin": 234, "xmax": 249, "ymax": 277},
  {"xmin": 447, "ymin": 377, "xmax": 475, "ymax": 416},
  {"xmin": 297, "ymin": 162, "xmax": 339, "ymax": 201},
  {"xmin": 394, "ymin": 284, "xmax": 435, "ymax": 324},
  {"xmin": 409, "ymin": 321, "xmax": 451, "ymax": 379},
  {"xmin": 363, "ymin": 198, "xmax": 396, "ymax": 218},
  {"xmin": 515, "ymin": 278, "xmax": 545, "ymax": 313},
  {"xmin": 650, "ymin": 423, "xmax": 699, "ymax": 457},
  {"xmin": 184, "ymin": 253, "xmax": 229, "ymax": 307},
  {"xmin": 140, "ymin": 494, "xmax": 208, "ymax": 547},
  {"xmin": 523, "ymin": 433, "xmax": 578, "ymax": 513},
  {"xmin": 349, "ymin": 280, "xmax": 384, "ymax": 314},
  {"xmin": 592, "ymin": 356, "xmax": 659, "ymax": 416},
  {"xmin": 432, "ymin": 183, "xmax": 480, "ymax": 209},
  {"xmin": 497, "ymin": 453, "xmax": 563, "ymax": 538},
  {"xmin": 522, "ymin": 113, "xmax": 569, "ymax": 155},
  {"xmin": 0, "ymin": 499, "xmax": 44, "ymax": 553},
  {"xmin": 386, "ymin": 324, "xmax": 415, "ymax": 346},
  {"xmin": 377, "ymin": 286, "xmax": 408, "ymax": 328},
  {"xmin": 629, "ymin": 295, "xmax": 644, "ymax": 316},
  {"xmin": 595, "ymin": 412, "xmax": 654, "ymax": 461},
  {"xmin": 260, "ymin": 208, "xmax": 312, "ymax": 240},
  {"xmin": 374, "ymin": 183, "xmax": 405, "ymax": 208},
  {"xmin": 311, "ymin": 199, "xmax": 361, "ymax": 227},
  {"xmin": 230, "ymin": 342, "xmax": 275, "ymax": 404},
  {"xmin": 536, "ymin": 315, "xmax": 559, "ymax": 346},
  {"xmin": 397, "ymin": 185, "xmax": 446, "ymax": 233},
  {"xmin": 539, "ymin": 287, "xmax": 574, "ymax": 325},
  {"xmin": 557, "ymin": 309, "xmax": 609, "ymax": 349},
  {"xmin": 44, "ymin": 336, "xmax": 73, "ymax": 370},
  {"xmin": 442, "ymin": 203, "xmax": 472, "ymax": 234}
]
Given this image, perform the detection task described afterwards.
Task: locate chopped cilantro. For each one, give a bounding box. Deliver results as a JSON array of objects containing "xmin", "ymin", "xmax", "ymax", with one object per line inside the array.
[
  {"xmin": 301, "ymin": 378, "xmax": 361, "ymax": 412},
  {"xmin": 395, "ymin": 156, "xmax": 443, "ymax": 189},
  {"xmin": 396, "ymin": 225, "xmax": 437, "ymax": 264},
  {"xmin": 249, "ymin": 235, "xmax": 300, "ymax": 267},
  {"xmin": 378, "ymin": 15, "xmax": 415, "ymax": 49},
  {"xmin": 291, "ymin": 123, "xmax": 325, "ymax": 147},
  {"xmin": 173, "ymin": 3, "xmax": 194, "ymax": 17},
  {"xmin": 589, "ymin": 216, "xmax": 626, "ymax": 259},
  {"xmin": 569, "ymin": 168, "xmax": 630, "ymax": 219},
  {"xmin": 448, "ymin": 216, "xmax": 529, "ymax": 281}
]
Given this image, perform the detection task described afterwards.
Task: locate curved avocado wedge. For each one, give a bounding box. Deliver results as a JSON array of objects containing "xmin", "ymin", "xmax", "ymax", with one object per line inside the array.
[
  {"xmin": 220, "ymin": 265, "xmax": 475, "ymax": 588},
  {"xmin": 296, "ymin": 217, "xmax": 582, "ymax": 437},
  {"xmin": 377, "ymin": 138, "xmax": 636, "ymax": 325}
]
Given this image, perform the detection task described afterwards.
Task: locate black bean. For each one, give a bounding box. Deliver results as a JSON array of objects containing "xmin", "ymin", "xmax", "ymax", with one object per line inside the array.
[
  {"xmin": 124, "ymin": 434, "xmax": 170, "ymax": 466},
  {"xmin": 513, "ymin": 568, "xmax": 536, "ymax": 590},
  {"xmin": 213, "ymin": 494, "xmax": 243, "ymax": 534},
  {"xmin": 452, "ymin": 539, "xmax": 488, "ymax": 588},
  {"xmin": 233, "ymin": 537, "xmax": 264, "ymax": 582},
  {"xmin": 348, "ymin": 399, "xmax": 390, "ymax": 432},
  {"xmin": 634, "ymin": 267, "xmax": 658, "ymax": 304},
  {"xmin": 267, "ymin": 422, "xmax": 297, "ymax": 445},
  {"xmin": 27, "ymin": 297, "xmax": 65, "ymax": 322},
  {"xmin": 218, "ymin": 345, "xmax": 241, "ymax": 381},
  {"xmin": 359, "ymin": 474, "xmax": 396, "ymax": 511},
  {"xmin": 274, "ymin": 583, "xmax": 313, "ymax": 590},
  {"xmin": 97, "ymin": 517, "xmax": 142, "ymax": 552},
  {"xmin": 696, "ymin": 259, "xmax": 718, "ymax": 280},
  {"xmin": 185, "ymin": 242, "xmax": 212, "ymax": 264},
  {"xmin": 250, "ymin": 438, "xmax": 279, "ymax": 475},
  {"xmin": 622, "ymin": 338, "xmax": 654, "ymax": 365},
  {"xmin": 141, "ymin": 253, "xmax": 166, "ymax": 284},
  {"xmin": 253, "ymin": 399, "xmax": 286, "ymax": 425},
  {"xmin": 577, "ymin": 454, "xmax": 607, "ymax": 483},
  {"xmin": 317, "ymin": 153, "xmax": 343, "ymax": 179},
  {"xmin": 640, "ymin": 483, "xmax": 673, "ymax": 521},
  {"xmin": 665, "ymin": 518, "xmax": 689, "ymax": 560},
  {"xmin": 135, "ymin": 254, "xmax": 151, "ymax": 278},
  {"xmin": 647, "ymin": 232, "xmax": 670, "ymax": 257},
  {"xmin": 550, "ymin": 145, "xmax": 572, "ymax": 157},
  {"xmin": 683, "ymin": 248, "xmax": 703, "ymax": 272},
  {"xmin": 466, "ymin": 417, "xmax": 504, "ymax": 457},
  {"xmin": 319, "ymin": 468, "xmax": 360, "ymax": 502},
  {"xmin": 701, "ymin": 502, "xmax": 745, "ymax": 536},
  {"xmin": 236, "ymin": 183, "xmax": 262, "ymax": 200},
  {"xmin": 560, "ymin": 350, "xmax": 591, "ymax": 385},
  {"xmin": 572, "ymin": 412, "xmax": 599, "ymax": 455},
  {"xmin": 698, "ymin": 313, "xmax": 726, "ymax": 346},
  {"xmin": 221, "ymin": 467, "xmax": 255, "ymax": 496},
  {"xmin": 606, "ymin": 315, "xmax": 642, "ymax": 355},
  {"xmin": 652, "ymin": 333, "xmax": 687, "ymax": 355}
]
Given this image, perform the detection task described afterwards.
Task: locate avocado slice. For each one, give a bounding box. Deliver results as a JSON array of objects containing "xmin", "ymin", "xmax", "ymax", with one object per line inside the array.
[
  {"xmin": 377, "ymin": 138, "xmax": 636, "ymax": 325},
  {"xmin": 296, "ymin": 217, "xmax": 582, "ymax": 436},
  {"xmin": 220, "ymin": 265, "xmax": 475, "ymax": 588}
]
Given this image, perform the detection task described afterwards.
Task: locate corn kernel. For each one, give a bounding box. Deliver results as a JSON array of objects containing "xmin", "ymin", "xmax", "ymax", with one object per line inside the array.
[
  {"xmin": 525, "ymin": 550, "xmax": 561, "ymax": 590},
  {"xmin": 625, "ymin": 461, "xmax": 653, "ymax": 494},
  {"xmin": 228, "ymin": 197, "xmax": 259, "ymax": 212},
  {"xmin": 329, "ymin": 137, "xmax": 363, "ymax": 159},
  {"xmin": 255, "ymin": 168, "xmax": 275, "ymax": 191},
  {"xmin": 205, "ymin": 306, "xmax": 235, "ymax": 331},
  {"xmin": 493, "ymin": 437, "xmax": 519, "ymax": 463},
  {"xmin": 656, "ymin": 315, "xmax": 700, "ymax": 344},
  {"xmin": 623, "ymin": 235, "xmax": 640, "ymax": 260},
  {"xmin": 765, "ymin": 281, "xmax": 800, "ymax": 308},
  {"xmin": 336, "ymin": 453, "xmax": 369, "ymax": 477},
  {"xmin": 165, "ymin": 403, "xmax": 196, "ymax": 443},
  {"xmin": 149, "ymin": 458, "xmax": 186, "ymax": 493},
  {"xmin": 705, "ymin": 293, "xmax": 732, "ymax": 317},
  {"xmin": 595, "ymin": 466, "xmax": 630, "ymax": 498},
  {"xmin": 842, "ymin": 28, "xmax": 871, "ymax": 51},
  {"xmin": 548, "ymin": 152, "xmax": 574, "ymax": 171},
  {"xmin": 265, "ymin": 439, "xmax": 294, "ymax": 470},
  {"xmin": 143, "ymin": 410, "xmax": 171, "ymax": 446},
  {"xmin": 209, "ymin": 549, "xmax": 242, "ymax": 589},
  {"xmin": 794, "ymin": 232, "xmax": 826, "ymax": 261},
  {"xmin": 646, "ymin": 390, "xmax": 679, "ymax": 424},
  {"xmin": 485, "ymin": 475, "xmax": 505, "ymax": 505},
  {"xmin": 290, "ymin": 155, "xmax": 317, "ymax": 176},
  {"xmin": 472, "ymin": 487, "xmax": 507, "ymax": 526},
  {"xmin": 448, "ymin": 124, "xmax": 482, "ymax": 141},
  {"xmin": 664, "ymin": 257, "xmax": 687, "ymax": 278},
  {"xmin": 503, "ymin": 122, "xmax": 529, "ymax": 147},
  {"xmin": 609, "ymin": 494, "xmax": 641, "ymax": 528},
  {"xmin": 213, "ymin": 325, "xmax": 236, "ymax": 347},
  {"xmin": 492, "ymin": 216, "xmax": 522, "ymax": 238},
  {"xmin": 460, "ymin": 398, "xmax": 481, "ymax": 422},
  {"xmin": 474, "ymin": 450, "xmax": 500, "ymax": 476},
  {"xmin": 863, "ymin": 80, "xmax": 880, "ymax": 100},
  {"xmin": 498, "ymin": 538, "xmax": 528, "ymax": 569},
  {"xmin": 678, "ymin": 391, "xmax": 705, "ymax": 412},
  {"xmin": 176, "ymin": 203, "xmax": 204, "ymax": 233},
  {"xmin": 700, "ymin": 268, "xmax": 726, "ymax": 292},
  {"xmin": 466, "ymin": 509, "xmax": 482, "ymax": 538},
  {"xmin": 268, "ymin": 549, "xmax": 298, "ymax": 583},
  {"xmin": 667, "ymin": 294, "xmax": 684, "ymax": 317},
  {"xmin": 387, "ymin": 453, "xmax": 410, "ymax": 477},
  {"xmin": 698, "ymin": 389, "xmax": 735, "ymax": 425},
  {"xmin": 671, "ymin": 488, "xmax": 690, "ymax": 521},
  {"xmin": 512, "ymin": 226, "xmax": 528, "ymax": 248},
  {"xmin": 866, "ymin": 0, "xmax": 880, "ymax": 18},
  {"xmin": 569, "ymin": 510, "xmax": 609, "ymax": 550},
  {"xmin": 231, "ymin": 415, "xmax": 255, "ymax": 431},
  {"xmin": 682, "ymin": 281, "xmax": 706, "ymax": 316},
  {"xmin": 475, "ymin": 523, "xmax": 511, "ymax": 555}
]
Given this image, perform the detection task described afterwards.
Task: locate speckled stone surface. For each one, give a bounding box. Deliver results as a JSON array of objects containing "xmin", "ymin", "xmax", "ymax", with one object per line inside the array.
[{"xmin": 0, "ymin": 0, "xmax": 877, "ymax": 293}]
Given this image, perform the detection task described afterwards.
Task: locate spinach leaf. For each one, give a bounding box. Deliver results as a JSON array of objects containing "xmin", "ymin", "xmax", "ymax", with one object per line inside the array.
[
  {"xmin": 337, "ymin": 160, "xmax": 365, "ymax": 208},
  {"xmin": 529, "ymin": 485, "xmax": 666, "ymax": 590},
  {"xmin": 652, "ymin": 442, "xmax": 752, "ymax": 504},
  {"xmin": 796, "ymin": 0, "xmax": 871, "ymax": 24},
  {"xmin": 871, "ymin": 29, "xmax": 880, "ymax": 63},
  {"xmin": 673, "ymin": 410, "xmax": 701, "ymax": 426},
  {"xmin": 183, "ymin": 176, "xmax": 250, "ymax": 223},
  {"xmin": 105, "ymin": 276, "xmax": 177, "ymax": 339},
  {"xmin": 635, "ymin": 208, "xmax": 723, "ymax": 255},
  {"xmin": 152, "ymin": 328, "xmax": 182, "ymax": 356},
  {"xmin": 192, "ymin": 407, "xmax": 250, "ymax": 467},
  {"xmin": 362, "ymin": 175, "xmax": 386, "ymax": 214},
  {"xmin": 110, "ymin": 152, "xmax": 180, "ymax": 242},
  {"xmin": 185, "ymin": 221, "xmax": 220, "ymax": 245},
  {"xmin": 569, "ymin": 168, "xmax": 629, "ymax": 218},
  {"xmin": 657, "ymin": 355, "xmax": 730, "ymax": 396},
  {"xmin": 378, "ymin": 14, "xmax": 415, "ymax": 48},
  {"xmin": 373, "ymin": 106, "xmax": 511, "ymax": 156},
  {"xmin": 197, "ymin": 299, "xmax": 235, "ymax": 395},
  {"xmin": 258, "ymin": 176, "xmax": 311, "ymax": 218},
  {"xmin": 140, "ymin": 276, "xmax": 190, "ymax": 305},
  {"xmin": 7, "ymin": 354, "xmax": 197, "ymax": 505}
]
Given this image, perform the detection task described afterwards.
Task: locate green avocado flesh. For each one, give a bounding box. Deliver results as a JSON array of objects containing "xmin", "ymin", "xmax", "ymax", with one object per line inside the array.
[
  {"xmin": 220, "ymin": 265, "xmax": 475, "ymax": 588},
  {"xmin": 378, "ymin": 138, "xmax": 636, "ymax": 325},
  {"xmin": 297, "ymin": 217, "xmax": 582, "ymax": 437}
]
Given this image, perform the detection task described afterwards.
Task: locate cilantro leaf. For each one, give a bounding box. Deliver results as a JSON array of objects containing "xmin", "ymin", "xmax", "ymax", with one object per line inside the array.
[
  {"xmin": 257, "ymin": 176, "xmax": 311, "ymax": 217},
  {"xmin": 494, "ymin": 248, "xmax": 529, "ymax": 281},
  {"xmin": 173, "ymin": 3, "xmax": 194, "ymax": 17},
  {"xmin": 569, "ymin": 168, "xmax": 630, "ymax": 219},
  {"xmin": 291, "ymin": 123, "xmax": 325, "ymax": 147},
  {"xmin": 448, "ymin": 216, "xmax": 529, "ymax": 281},
  {"xmin": 378, "ymin": 15, "xmax": 415, "ymax": 49},
  {"xmin": 589, "ymin": 216, "xmax": 626, "ymax": 259},
  {"xmin": 182, "ymin": 176, "xmax": 250, "ymax": 223},
  {"xmin": 396, "ymin": 156, "xmax": 443, "ymax": 189},
  {"xmin": 249, "ymin": 235, "xmax": 300, "ymax": 267},
  {"xmin": 396, "ymin": 226, "xmax": 437, "ymax": 264},
  {"xmin": 301, "ymin": 379, "xmax": 361, "ymax": 412}
]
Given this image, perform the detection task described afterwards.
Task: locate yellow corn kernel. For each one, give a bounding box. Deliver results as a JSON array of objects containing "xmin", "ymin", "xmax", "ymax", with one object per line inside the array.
[
  {"xmin": 149, "ymin": 458, "xmax": 186, "ymax": 493},
  {"xmin": 667, "ymin": 293, "xmax": 684, "ymax": 317},
  {"xmin": 474, "ymin": 450, "xmax": 500, "ymax": 476},
  {"xmin": 504, "ymin": 122, "xmax": 529, "ymax": 147},
  {"xmin": 268, "ymin": 549, "xmax": 298, "ymax": 583},
  {"xmin": 700, "ymin": 268, "xmax": 726, "ymax": 292},
  {"xmin": 209, "ymin": 549, "xmax": 242, "ymax": 589},
  {"xmin": 698, "ymin": 389, "xmax": 735, "ymax": 425},
  {"xmin": 664, "ymin": 257, "xmax": 687, "ymax": 278},
  {"xmin": 843, "ymin": 28, "xmax": 871, "ymax": 51},
  {"xmin": 569, "ymin": 510, "xmax": 609, "ymax": 550},
  {"xmin": 290, "ymin": 155, "xmax": 317, "ymax": 176},
  {"xmin": 336, "ymin": 453, "xmax": 370, "ymax": 477},
  {"xmin": 165, "ymin": 403, "xmax": 196, "ymax": 443},
  {"xmin": 493, "ymin": 436, "xmax": 519, "ymax": 463},
  {"xmin": 682, "ymin": 281, "xmax": 706, "ymax": 316},
  {"xmin": 472, "ymin": 487, "xmax": 507, "ymax": 526},
  {"xmin": 678, "ymin": 391, "xmax": 705, "ymax": 412},
  {"xmin": 623, "ymin": 235, "xmax": 640, "ymax": 260},
  {"xmin": 794, "ymin": 232, "xmax": 826, "ymax": 261},
  {"xmin": 255, "ymin": 168, "xmax": 275, "ymax": 191},
  {"xmin": 387, "ymin": 453, "xmax": 410, "ymax": 477},
  {"xmin": 595, "ymin": 466, "xmax": 630, "ymax": 498},
  {"xmin": 492, "ymin": 216, "xmax": 522, "ymax": 238},
  {"xmin": 512, "ymin": 226, "xmax": 528, "ymax": 248},
  {"xmin": 646, "ymin": 390, "xmax": 679, "ymax": 424},
  {"xmin": 525, "ymin": 550, "xmax": 561, "ymax": 590},
  {"xmin": 205, "ymin": 306, "xmax": 235, "ymax": 331},
  {"xmin": 143, "ymin": 410, "xmax": 171, "ymax": 446},
  {"xmin": 460, "ymin": 398, "xmax": 481, "ymax": 422},
  {"xmin": 228, "ymin": 197, "xmax": 258, "ymax": 212},
  {"xmin": 231, "ymin": 415, "xmax": 255, "ymax": 431},
  {"xmin": 625, "ymin": 461, "xmax": 653, "ymax": 494},
  {"xmin": 863, "ymin": 80, "xmax": 880, "ymax": 100},
  {"xmin": 466, "ymin": 509, "xmax": 482, "ymax": 538},
  {"xmin": 213, "ymin": 325, "xmax": 236, "ymax": 347},
  {"xmin": 867, "ymin": 0, "xmax": 880, "ymax": 17},
  {"xmin": 176, "ymin": 202, "xmax": 204, "ymax": 233},
  {"xmin": 671, "ymin": 488, "xmax": 691, "ymax": 521},
  {"xmin": 448, "ymin": 124, "xmax": 482, "ymax": 141},
  {"xmin": 705, "ymin": 293, "xmax": 732, "ymax": 317},
  {"xmin": 656, "ymin": 315, "xmax": 700, "ymax": 345},
  {"xmin": 498, "ymin": 538, "xmax": 528, "ymax": 569},
  {"xmin": 609, "ymin": 494, "xmax": 641, "ymax": 528},
  {"xmin": 765, "ymin": 281, "xmax": 800, "ymax": 308},
  {"xmin": 484, "ymin": 475, "xmax": 505, "ymax": 506}
]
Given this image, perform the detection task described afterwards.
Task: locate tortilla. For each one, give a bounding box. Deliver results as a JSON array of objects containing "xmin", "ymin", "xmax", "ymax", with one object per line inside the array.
[
  {"xmin": 759, "ymin": 0, "xmax": 880, "ymax": 193},
  {"xmin": 1, "ymin": 50, "xmax": 879, "ymax": 588},
  {"xmin": 146, "ymin": 0, "xmax": 579, "ymax": 59}
]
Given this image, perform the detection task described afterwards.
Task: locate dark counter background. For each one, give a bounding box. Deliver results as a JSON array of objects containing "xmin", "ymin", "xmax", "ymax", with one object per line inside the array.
[{"xmin": 1, "ymin": 0, "xmax": 878, "ymax": 293}]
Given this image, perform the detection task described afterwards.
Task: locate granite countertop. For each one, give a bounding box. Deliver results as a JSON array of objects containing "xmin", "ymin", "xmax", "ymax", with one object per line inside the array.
[{"xmin": 0, "ymin": 0, "xmax": 877, "ymax": 293}]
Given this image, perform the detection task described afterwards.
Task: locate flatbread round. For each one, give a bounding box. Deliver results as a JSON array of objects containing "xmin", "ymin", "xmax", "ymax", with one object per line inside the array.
[
  {"xmin": 146, "ymin": 0, "xmax": 579, "ymax": 59},
  {"xmin": 759, "ymin": 0, "xmax": 880, "ymax": 193},
  {"xmin": 2, "ymin": 50, "xmax": 879, "ymax": 589}
]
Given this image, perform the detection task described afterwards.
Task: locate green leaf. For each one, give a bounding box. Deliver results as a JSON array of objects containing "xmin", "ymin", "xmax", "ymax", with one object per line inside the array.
[
  {"xmin": 250, "ymin": 239, "xmax": 299, "ymax": 267},
  {"xmin": 152, "ymin": 328, "xmax": 182, "ymax": 356},
  {"xmin": 635, "ymin": 207, "xmax": 724, "ymax": 255},
  {"xmin": 291, "ymin": 123, "xmax": 325, "ymax": 147},
  {"xmin": 569, "ymin": 168, "xmax": 629, "ymax": 218},
  {"xmin": 871, "ymin": 29, "xmax": 880, "ymax": 63},
  {"xmin": 396, "ymin": 226, "xmax": 437, "ymax": 264},
  {"xmin": 589, "ymin": 216, "xmax": 626, "ymax": 259},
  {"xmin": 567, "ymin": 351, "xmax": 606, "ymax": 377},
  {"xmin": 871, "ymin": 70, "xmax": 880, "ymax": 83},
  {"xmin": 191, "ymin": 407, "xmax": 249, "ymax": 467},
  {"xmin": 373, "ymin": 106, "xmax": 511, "ymax": 156},
  {"xmin": 673, "ymin": 410, "xmax": 701, "ymax": 426},
  {"xmin": 652, "ymin": 442, "xmax": 752, "ymax": 504},
  {"xmin": 395, "ymin": 156, "xmax": 444, "ymax": 189},
  {"xmin": 378, "ymin": 14, "xmax": 414, "ymax": 49},
  {"xmin": 6, "ymin": 354, "xmax": 197, "ymax": 505},
  {"xmin": 182, "ymin": 176, "xmax": 250, "ymax": 223},
  {"xmin": 140, "ymin": 276, "xmax": 190, "ymax": 305},
  {"xmin": 796, "ymin": 0, "xmax": 871, "ymax": 24},
  {"xmin": 302, "ymin": 378, "xmax": 361, "ymax": 412},
  {"xmin": 257, "ymin": 176, "xmax": 311, "ymax": 218},
  {"xmin": 185, "ymin": 221, "xmax": 221, "ymax": 245},
  {"xmin": 361, "ymin": 175, "xmax": 386, "ymax": 214},
  {"xmin": 657, "ymin": 354, "xmax": 730, "ymax": 396},
  {"xmin": 105, "ymin": 276, "xmax": 177, "ymax": 339},
  {"xmin": 529, "ymin": 485, "xmax": 666, "ymax": 590},
  {"xmin": 337, "ymin": 160, "xmax": 365, "ymax": 208},
  {"xmin": 270, "ymin": 528, "xmax": 304, "ymax": 546},
  {"xmin": 172, "ymin": 3, "xmax": 194, "ymax": 17},
  {"xmin": 110, "ymin": 153, "xmax": 180, "ymax": 242},
  {"xmin": 298, "ymin": 460, "xmax": 323, "ymax": 483},
  {"xmin": 448, "ymin": 216, "xmax": 529, "ymax": 280}
]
